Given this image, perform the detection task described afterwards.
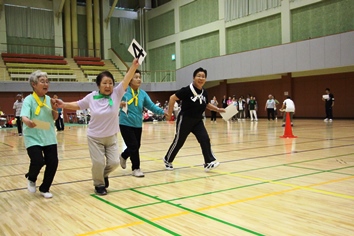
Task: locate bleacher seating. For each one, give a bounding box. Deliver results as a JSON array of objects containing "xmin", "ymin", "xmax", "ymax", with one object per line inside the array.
[
  {"xmin": 3, "ymin": 57, "xmax": 67, "ymax": 65},
  {"xmin": 76, "ymin": 60, "xmax": 105, "ymax": 66},
  {"xmin": 73, "ymin": 56, "xmax": 101, "ymax": 61},
  {"xmin": 1, "ymin": 53, "xmax": 76, "ymax": 81},
  {"xmin": 73, "ymin": 57, "xmax": 107, "ymax": 81},
  {"xmin": 1, "ymin": 53, "xmax": 64, "ymax": 60}
]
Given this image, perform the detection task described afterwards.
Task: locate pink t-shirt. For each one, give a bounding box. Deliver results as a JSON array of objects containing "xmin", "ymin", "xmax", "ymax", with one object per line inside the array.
[{"xmin": 77, "ymin": 83, "xmax": 125, "ymax": 138}]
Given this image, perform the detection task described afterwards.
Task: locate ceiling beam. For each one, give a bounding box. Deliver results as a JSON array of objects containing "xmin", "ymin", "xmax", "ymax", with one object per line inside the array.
[
  {"xmin": 56, "ymin": 0, "xmax": 66, "ymax": 17},
  {"xmin": 105, "ymin": 0, "xmax": 118, "ymax": 27}
]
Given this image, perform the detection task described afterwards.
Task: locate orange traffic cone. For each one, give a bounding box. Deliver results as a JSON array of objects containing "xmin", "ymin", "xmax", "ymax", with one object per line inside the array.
[{"xmin": 280, "ymin": 112, "xmax": 297, "ymax": 138}]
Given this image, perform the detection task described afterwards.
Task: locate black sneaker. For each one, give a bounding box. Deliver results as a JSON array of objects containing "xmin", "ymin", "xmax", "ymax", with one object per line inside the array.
[
  {"xmin": 104, "ymin": 177, "xmax": 109, "ymax": 188},
  {"xmin": 95, "ymin": 186, "xmax": 107, "ymax": 195}
]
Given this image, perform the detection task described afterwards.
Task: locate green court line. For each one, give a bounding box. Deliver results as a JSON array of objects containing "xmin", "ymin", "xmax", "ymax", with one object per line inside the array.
[
  {"xmin": 131, "ymin": 189, "xmax": 265, "ymax": 236},
  {"xmin": 108, "ymin": 153, "xmax": 354, "ymax": 196},
  {"xmin": 285, "ymin": 164, "xmax": 354, "ymax": 175},
  {"xmin": 91, "ymin": 194, "xmax": 181, "ymax": 236},
  {"xmin": 126, "ymin": 170, "xmax": 324, "ymax": 211},
  {"xmin": 89, "ymin": 153, "xmax": 354, "ymax": 235},
  {"xmin": 126, "ymin": 201, "xmax": 161, "ymax": 210}
]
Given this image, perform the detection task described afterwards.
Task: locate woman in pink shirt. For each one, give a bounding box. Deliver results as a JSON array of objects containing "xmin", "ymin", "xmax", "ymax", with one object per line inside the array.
[{"xmin": 56, "ymin": 58, "xmax": 139, "ymax": 195}]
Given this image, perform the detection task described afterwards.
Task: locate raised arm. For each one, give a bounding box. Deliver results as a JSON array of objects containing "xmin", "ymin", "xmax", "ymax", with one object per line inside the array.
[{"xmin": 121, "ymin": 58, "xmax": 140, "ymax": 90}]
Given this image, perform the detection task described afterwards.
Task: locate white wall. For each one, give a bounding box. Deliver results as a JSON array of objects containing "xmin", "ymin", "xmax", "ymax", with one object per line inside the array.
[{"xmin": 176, "ymin": 31, "xmax": 354, "ymax": 88}]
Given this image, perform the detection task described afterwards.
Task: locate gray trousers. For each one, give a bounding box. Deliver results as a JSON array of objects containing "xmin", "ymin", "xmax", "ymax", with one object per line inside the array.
[{"xmin": 87, "ymin": 135, "xmax": 120, "ymax": 187}]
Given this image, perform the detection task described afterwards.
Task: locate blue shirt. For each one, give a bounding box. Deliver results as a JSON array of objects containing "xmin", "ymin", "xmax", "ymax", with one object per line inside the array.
[
  {"xmin": 20, "ymin": 94, "xmax": 57, "ymax": 148},
  {"xmin": 119, "ymin": 86, "xmax": 164, "ymax": 128}
]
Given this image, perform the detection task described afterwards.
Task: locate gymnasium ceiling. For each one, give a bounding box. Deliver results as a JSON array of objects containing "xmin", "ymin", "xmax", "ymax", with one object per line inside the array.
[{"xmin": 76, "ymin": 0, "xmax": 171, "ymax": 11}]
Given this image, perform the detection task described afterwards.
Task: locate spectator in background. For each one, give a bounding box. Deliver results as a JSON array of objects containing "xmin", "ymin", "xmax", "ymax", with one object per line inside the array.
[
  {"xmin": 227, "ymin": 96, "xmax": 233, "ymax": 106},
  {"xmin": 53, "ymin": 94, "xmax": 64, "ymax": 131},
  {"xmin": 210, "ymin": 96, "xmax": 218, "ymax": 123},
  {"xmin": 13, "ymin": 94, "xmax": 23, "ymax": 135},
  {"xmin": 249, "ymin": 96, "xmax": 258, "ymax": 121},
  {"xmin": 281, "ymin": 96, "xmax": 295, "ymax": 127},
  {"xmin": 322, "ymin": 88, "xmax": 334, "ymax": 122},
  {"xmin": 238, "ymin": 96, "xmax": 246, "ymax": 120},
  {"xmin": 273, "ymin": 96, "xmax": 280, "ymax": 120},
  {"xmin": 265, "ymin": 94, "xmax": 275, "ymax": 121},
  {"xmin": 222, "ymin": 95, "xmax": 228, "ymax": 108}
]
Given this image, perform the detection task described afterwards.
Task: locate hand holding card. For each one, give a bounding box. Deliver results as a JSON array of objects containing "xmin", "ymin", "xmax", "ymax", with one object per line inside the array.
[{"xmin": 128, "ymin": 39, "xmax": 147, "ymax": 65}]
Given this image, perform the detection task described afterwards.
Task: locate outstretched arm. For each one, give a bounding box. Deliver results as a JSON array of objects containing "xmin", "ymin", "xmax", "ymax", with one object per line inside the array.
[
  {"xmin": 207, "ymin": 103, "xmax": 225, "ymax": 113},
  {"xmin": 55, "ymin": 99, "xmax": 81, "ymax": 111},
  {"xmin": 121, "ymin": 58, "xmax": 140, "ymax": 90}
]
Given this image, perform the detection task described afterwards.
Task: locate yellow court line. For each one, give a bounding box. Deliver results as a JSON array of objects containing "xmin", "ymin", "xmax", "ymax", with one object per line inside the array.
[
  {"xmin": 78, "ymin": 175, "xmax": 354, "ymax": 235},
  {"xmin": 197, "ymin": 174, "xmax": 354, "ymax": 211},
  {"xmin": 77, "ymin": 221, "xmax": 145, "ymax": 236},
  {"xmin": 146, "ymin": 155, "xmax": 354, "ymax": 201},
  {"xmin": 80, "ymin": 158, "xmax": 353, "ymax": 235}
]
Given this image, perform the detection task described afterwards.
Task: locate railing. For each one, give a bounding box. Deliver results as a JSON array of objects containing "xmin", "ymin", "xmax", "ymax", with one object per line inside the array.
[
  {"xmin": 142, "ymin": 70, "xmax": 176, "ymax": 83},
  {"xmin": 1, "ymin": 43, "xmax": 63, "ymax": 56}
]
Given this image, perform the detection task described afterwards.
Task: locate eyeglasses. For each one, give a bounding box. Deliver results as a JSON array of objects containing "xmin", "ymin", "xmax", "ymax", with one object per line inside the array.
[{"xmin": 38, "ymin": 80, "xmax": 50, "ymax": 84}]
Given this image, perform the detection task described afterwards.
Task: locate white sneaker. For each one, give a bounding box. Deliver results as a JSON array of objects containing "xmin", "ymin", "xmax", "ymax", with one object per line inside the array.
[
  {"xmin": 204, "ymin": 161, "xmax": 220, "ymax": 172},
  {"xmin": 119, "ymin": 154, "xmax": 126, "ymax": 169},
  {"xmin": 132, "ymin": 169, "xmax": 145, "ymax": 177},
  {"xmin": 324, "ymin": 118, "xmax": 328, "ymax": 122},
  {"xmin": 27, "ymin": 179, "xmax": 36, "ymax": 193},
  {"xmin": 329, "ymin": 119, "xmax": 333, "ymax": 122},
  {"xmin": 40, "ymin": 192, "xmax": 53, "ymax": 198},
  {"xmin": 163, "ymin": 158, "xmax": 174, "ymax": 170}
]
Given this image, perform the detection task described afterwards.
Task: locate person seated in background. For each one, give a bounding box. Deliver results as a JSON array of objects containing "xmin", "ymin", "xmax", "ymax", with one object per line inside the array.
[
  {"xmin": 0, "ymin": 107, "xmax": 6, "ymax": 128},
  {"xmin": 143, "ymin": 109, "xmax": 154, "ymax": 122}
]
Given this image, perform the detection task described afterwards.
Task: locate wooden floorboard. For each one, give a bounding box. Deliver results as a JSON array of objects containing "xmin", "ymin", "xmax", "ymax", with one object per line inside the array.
[{"xmin": 0, "ymin": 119, "xmax": 353, "ymax": 236}]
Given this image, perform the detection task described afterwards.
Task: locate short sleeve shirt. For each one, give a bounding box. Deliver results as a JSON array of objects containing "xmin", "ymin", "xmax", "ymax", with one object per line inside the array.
[
  {"xmin": 77, "ymin": 82, "xmax": 125, "ymax": 138},
  {"xmin": 325, "ymin": 93, "xmax": 334, "ymax": 107},
  {"xmin": 175, "ymin": 84, "xmax": 208, "ymax": 119},
  {"xmin": 13, "ymin": 100, "xmax": 23, "ymax": 116},
  {"xmin": 20, "ymin": 94, "xmax": 57, "ymax": 148}
]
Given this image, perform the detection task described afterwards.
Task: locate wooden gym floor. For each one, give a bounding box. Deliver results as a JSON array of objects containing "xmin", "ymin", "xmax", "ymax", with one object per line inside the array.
[{"xmin": 0, "ymin": 118, "xmax": 353, "ymax": 236}]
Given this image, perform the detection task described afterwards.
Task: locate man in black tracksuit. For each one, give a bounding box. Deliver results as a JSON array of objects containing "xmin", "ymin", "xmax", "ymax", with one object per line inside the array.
[{"xmin": 163, "ymin": 67, "xmax": 225, "ymax": 172}]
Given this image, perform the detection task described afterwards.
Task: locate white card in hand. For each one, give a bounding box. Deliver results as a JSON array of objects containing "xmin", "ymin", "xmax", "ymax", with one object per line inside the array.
[
  {"xmin": 128, "ymin": 39, "xmax": 147, "ymax": 64},
  {"xmin": 220, "ymin": 104, "xmax": 238, "ymax": 121},
  {"xmin": 32, "ymin": 119, "xmax": 50, "ymax": 130}
]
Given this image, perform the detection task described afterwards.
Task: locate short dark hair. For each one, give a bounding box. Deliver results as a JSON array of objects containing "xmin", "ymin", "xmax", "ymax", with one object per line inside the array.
[
  {"xmin": 193, "ymin": 67, "xmax": 207, "ymax": 78},
  {"xmin": 325, "ymin": 88, "xmax": 330, "ymax": 91},
  {"xmin": 135, "ymin": 69, "xmax": 141, "ymax": 75},
  {"xmin": 96, "ymin": 71, "xmax": 114, "ymax": 86}
]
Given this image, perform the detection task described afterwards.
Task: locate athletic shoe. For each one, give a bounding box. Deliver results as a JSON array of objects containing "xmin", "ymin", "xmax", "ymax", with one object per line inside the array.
[
  {"xmin": 95, "ymin": 186, "xmax": 107, "ymax": 195},
  {"xmin": 40, "ymin": 192, "xmax": 53, "ymax": 198},
  {"xmin": 163, "ymin": 158, "xmax": 174, "ymax": 170},
  {"xmin": 27, "ymin": 179, "xmax": 36, "ymax": 193},
  {"xmin": 132, "ymin": 169, "xmax": 145, "ymax": 177},
  {"xmin": 104, "ymin": 177, "xmax": 109, "ymax": 188},
  {"xmin": 329, "ymin": 119, "xmax": 333, "ymax": 122},
  {"xmin": 204, "ymin": 161, "xmax": 220, "ymax": 172},
  {"xmin": 120, "ymin": 154, "xmax": 126, "ymax": 169},
  {"xmin": 324, "ymin": 118, "xmax": 328, "ymax": 122}
]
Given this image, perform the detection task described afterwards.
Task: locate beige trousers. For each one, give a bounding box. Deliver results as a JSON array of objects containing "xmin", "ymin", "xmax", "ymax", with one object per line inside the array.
[{"xmin": 87, "ymin": 135, "xmax": 120, "ymax": 187}]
